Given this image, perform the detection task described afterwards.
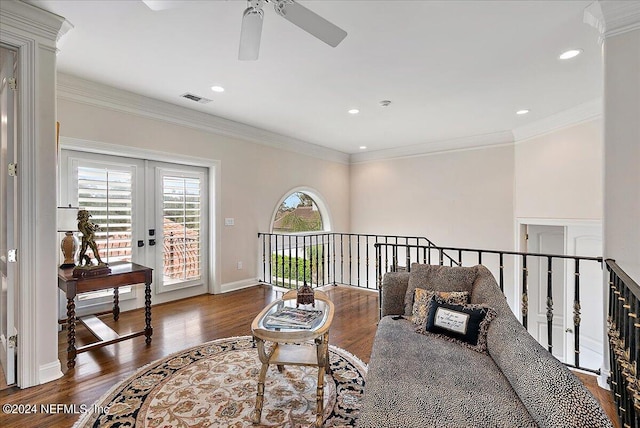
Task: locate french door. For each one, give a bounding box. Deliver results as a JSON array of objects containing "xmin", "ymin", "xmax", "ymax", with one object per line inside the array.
[
  {"xmin": 1, "ymin": 46, "xmax": 18, "ymax": 385},
  {"xmin": 60, "ymin": 150, "xmax": 208, "ymax": 314}
]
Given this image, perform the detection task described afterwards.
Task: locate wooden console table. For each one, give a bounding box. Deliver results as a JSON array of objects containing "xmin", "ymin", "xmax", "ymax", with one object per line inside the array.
[{"xmin": 58, "ymin": 262, "xmax": 153, "ymax": 369}]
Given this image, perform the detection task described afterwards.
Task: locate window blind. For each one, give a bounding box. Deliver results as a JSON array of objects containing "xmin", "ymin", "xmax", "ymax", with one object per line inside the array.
[{"xmin": 162, "ymin": 175, "xmax": 202, "ymax": 284}]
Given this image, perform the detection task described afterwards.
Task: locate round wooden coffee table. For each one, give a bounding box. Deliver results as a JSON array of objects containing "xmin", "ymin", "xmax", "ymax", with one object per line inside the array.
[{"xmin": 251, "ymin": 290, "xmax": 334, "ymax": 427}]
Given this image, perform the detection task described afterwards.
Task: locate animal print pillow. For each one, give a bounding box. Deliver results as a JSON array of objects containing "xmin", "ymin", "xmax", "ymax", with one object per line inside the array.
[{"xmin": 411, "ymin": 288, "xmax": 469, "ymax": 327}]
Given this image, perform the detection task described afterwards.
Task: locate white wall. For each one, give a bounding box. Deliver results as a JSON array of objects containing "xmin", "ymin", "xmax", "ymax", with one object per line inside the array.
[
  {"xmin": 604, "ymin": 28, "xmax": 640, "ymax": 283},
  {"xmin": 0, "ymin": 0, "xmax": 66, "ymax": 387},
  {"xmin": 56, "ymin": 97, "xmax": 350, "ymax": 289},
  {"xmin": 515, "ymin": 119, "xmax": 603, "ymax": 221},
  {"xmin": 350, "ymin": 145, "xmax": 515, "ymax": 250}
]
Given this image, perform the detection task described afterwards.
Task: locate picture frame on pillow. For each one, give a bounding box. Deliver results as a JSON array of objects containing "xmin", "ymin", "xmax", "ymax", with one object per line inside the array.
[{"xmin": 419, "ymin": 295, "xmax": 497, "ymax": 354}]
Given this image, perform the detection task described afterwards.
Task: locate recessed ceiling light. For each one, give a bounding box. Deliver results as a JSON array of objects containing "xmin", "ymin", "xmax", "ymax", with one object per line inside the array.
[
  {"xmin": 559, "ymin": 49, "xmax": 582, "ymax": 60},
  {"xmin": 348, "ymin": 109, "xmax": 360, "ymax": 115},
  {"xmin": 211, "ymin": 85, "xmax": 225, "ymax": 93},
  {"xmin": 359, "ymin": 146, "xmax": 367, "ymax": 150},
  {"xmin": 516, "ymin": 109, "xmax": 530, "ymax": 115}
]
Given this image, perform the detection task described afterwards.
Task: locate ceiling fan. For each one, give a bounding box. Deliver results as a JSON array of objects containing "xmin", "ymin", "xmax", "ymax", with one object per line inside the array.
[{"xmin": 239, "ymin": 0, "xmax": 348, "ymax": 60}]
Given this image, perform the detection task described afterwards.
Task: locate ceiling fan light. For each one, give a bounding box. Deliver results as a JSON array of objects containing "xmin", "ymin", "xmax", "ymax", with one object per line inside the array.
[{"xmin": 239, "ymin": 5, "xmax": 264, "ymax": 61}]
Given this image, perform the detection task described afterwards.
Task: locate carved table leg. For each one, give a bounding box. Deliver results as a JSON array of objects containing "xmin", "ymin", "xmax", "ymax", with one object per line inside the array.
[
  {"xmin": 252, "ymin": 338, "xmax": 270, "ymax": 425},
  {"xmin": 315, "ymin": 334, "xmax": 329, "ymax": 427},
  {"xmin": 67, "ymin": 298, "xmax": 76, "ymax": 369},
  {"xmin": 113, "ymin": 287, "xmax": 120, "ymax": 321},
  {"xmin": 315, "ymin": 363, "xmax": 325, "ymax": 428},
  {"xmin": 144, "ymin": 282, "xmax": 153, "ymax": 344}
]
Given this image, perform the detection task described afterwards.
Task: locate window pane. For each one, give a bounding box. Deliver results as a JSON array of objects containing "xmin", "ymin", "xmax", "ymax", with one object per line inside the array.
[
  {"xmin": 78, "ymin": 166, "xmax": 133, "ymax": 264},
  {"xmin": 162, "ymin": 175, "xmax": 201, "ymax": 285},
  {"xmin": 273, "ymin": 192, "xmax": 323, "ymax": 233}
]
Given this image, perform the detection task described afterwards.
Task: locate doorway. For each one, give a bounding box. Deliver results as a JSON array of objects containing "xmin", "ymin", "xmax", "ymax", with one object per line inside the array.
[
  {"xmin": 525, "ymin": 225, "xmax": 566, "ymax": 361},
  {"xmin": 518, "ymin": 220, "xmax": 604, "ymax": 370},
  {"xmin": 0, "ymin": 45, "xmax": 18, "ymax": 386}
]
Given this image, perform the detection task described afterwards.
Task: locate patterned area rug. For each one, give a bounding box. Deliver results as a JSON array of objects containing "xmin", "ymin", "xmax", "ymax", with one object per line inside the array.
[{"xmin": 73, "ymin": 336, "xmax": 367, "ymax": 427}]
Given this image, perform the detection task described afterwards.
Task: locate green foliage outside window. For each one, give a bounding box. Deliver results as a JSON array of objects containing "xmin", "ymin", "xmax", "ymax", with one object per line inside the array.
[{"xmin": 272, "ymin": 245, "xmax": 324, "ymax": 288}]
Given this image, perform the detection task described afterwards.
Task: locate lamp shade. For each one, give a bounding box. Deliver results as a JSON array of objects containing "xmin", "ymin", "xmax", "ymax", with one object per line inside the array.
[{"xmin": 57, "ymin": 206, "xmax": 79, "ymax": 232}]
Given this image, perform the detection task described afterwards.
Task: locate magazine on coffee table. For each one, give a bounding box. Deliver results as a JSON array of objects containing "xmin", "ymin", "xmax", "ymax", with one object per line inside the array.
[{"xmin": 265, "ymin": 307, "xmax": 323, "ymax": 329}]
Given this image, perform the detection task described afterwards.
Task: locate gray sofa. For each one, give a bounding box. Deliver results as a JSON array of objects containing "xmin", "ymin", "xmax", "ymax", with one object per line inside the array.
[{"xmin": 357, "ymin": 263, "xmax": 613, "ymax": 427}]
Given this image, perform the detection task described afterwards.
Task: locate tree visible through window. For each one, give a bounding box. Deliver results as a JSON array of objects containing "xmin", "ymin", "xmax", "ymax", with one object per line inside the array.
[{"xmin": 273, "ymin": 192, "xmax": 323, "ymax": 233}]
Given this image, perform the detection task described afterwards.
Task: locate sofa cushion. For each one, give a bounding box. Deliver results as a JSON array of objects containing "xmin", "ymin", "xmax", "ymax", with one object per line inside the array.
[
  {"xmin": 404, "ymin": 263, "xmax": 477, "ymax": 316},
  {"xmin": 357, "ymin": 316, "xmax": 537, "ymax": 428},
  {"xmin": 420, "ymin": 296, "xmax": 497, "ymax": 353},
  {"xmin": 411, "ymin": 288, "xmax": 469, "ymax": 327}
]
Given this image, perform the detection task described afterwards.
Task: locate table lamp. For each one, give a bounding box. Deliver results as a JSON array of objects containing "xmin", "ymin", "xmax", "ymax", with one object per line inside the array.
[{"xmin": 58, "ymin": 205, "xmax": 79, "ymax": 268}]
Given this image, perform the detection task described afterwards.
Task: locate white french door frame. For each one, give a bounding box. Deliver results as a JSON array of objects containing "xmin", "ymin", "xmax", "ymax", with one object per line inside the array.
[
  {"xmin": 148, "ymin": 162, "xmax": 209, "ymax": 295},
  {"xmin": 514, "ymin": 217, "xmax": 604, "ymax": 372},
  {"xmin": 60, "ymin": 137, "xmax": 221, "ymax": 296},
  {"xmin": 60, "ymin": 153, "xmax": 144, "ymax": 313}
]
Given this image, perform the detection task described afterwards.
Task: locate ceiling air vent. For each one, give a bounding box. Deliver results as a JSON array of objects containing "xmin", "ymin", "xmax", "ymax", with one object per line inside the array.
[{"xmin": 180, "ymin": 92, "xmax": 212, "ymax": 104}]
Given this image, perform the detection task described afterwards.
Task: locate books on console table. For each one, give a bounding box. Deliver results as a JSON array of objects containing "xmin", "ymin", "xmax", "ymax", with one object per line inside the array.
[{"xmin": 265, "ymin": 307, "xmax": 323, "ymax": 329}]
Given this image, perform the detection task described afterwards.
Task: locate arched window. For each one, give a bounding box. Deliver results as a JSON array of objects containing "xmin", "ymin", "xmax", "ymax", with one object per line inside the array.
[{"xmin": 272, "ymin": 190, "xmax": 328, "ymax": 233}]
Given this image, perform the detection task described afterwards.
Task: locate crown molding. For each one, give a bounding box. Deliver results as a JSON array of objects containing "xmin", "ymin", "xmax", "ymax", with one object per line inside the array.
[
  {"xmin": 584, "ymin": 1, "xmax": 640, "ymax": 40},
  {"xmin": 349, "ymin": 131, "xmax": 515, "ymax": 164},
  {"xmin": 0, "ymin": 0, "xmax": 67, "ymax": 48},
  {"xmin": 512, "ymin": 98, "xmax": 603, "ymax": 143},
  {"xmin": 56, "ymin": 73, "xmax": 350, "ymax": 165}
]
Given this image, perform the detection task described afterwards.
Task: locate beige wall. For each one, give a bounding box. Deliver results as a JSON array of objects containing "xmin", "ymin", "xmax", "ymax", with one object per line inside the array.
[
  {"xmin": 349, "ymin": 145, "xmax": 515, "ymax": 250},
  {"xmin": 515, "ymin": 119, "xmax": 603, "ymax": 221},
  {"xmin": 57, "ymin": 98, "xmax": 350, "ymax": 289}
]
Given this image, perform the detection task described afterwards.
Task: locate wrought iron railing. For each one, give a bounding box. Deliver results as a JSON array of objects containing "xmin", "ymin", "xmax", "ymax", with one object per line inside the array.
[
  {"xmin": 257, "ymin": 232, "xmax": 605, "ymax": 374},
  {"xmin": 607, "ymin": 259, "xmax": 640, "ymax": 427},
  {"xmin": 257, "ymin": 232, "xmax": 458, "ymax": 290}
]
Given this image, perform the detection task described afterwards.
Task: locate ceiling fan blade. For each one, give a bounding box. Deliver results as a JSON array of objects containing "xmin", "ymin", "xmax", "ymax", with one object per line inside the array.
[
  {"xmin": 239, "ymin": 5, "xmax": 264, "ymax": 61},
  {"xmin": 274, "ymin": 1, "xmax": 347, "ymax": 47}
]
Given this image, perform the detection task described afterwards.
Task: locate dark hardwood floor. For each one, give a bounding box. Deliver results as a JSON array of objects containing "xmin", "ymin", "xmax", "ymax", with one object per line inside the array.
[{"xmin": 0, "ymin": 284, "xmax": 618, "ymax": 427}]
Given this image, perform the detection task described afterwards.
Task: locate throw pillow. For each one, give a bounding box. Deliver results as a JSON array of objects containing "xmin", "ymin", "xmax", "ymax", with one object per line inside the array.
[
  {"xmin": 411, "ymin": 288, "xmax": 470, "ymax": 327},
  {"xmin": 420, "ymin": 296, "xmax": 497, "ymax": 354},
  {"xmin": 404, "ymin": 264, "xmax": 478, "ymax": 316}
]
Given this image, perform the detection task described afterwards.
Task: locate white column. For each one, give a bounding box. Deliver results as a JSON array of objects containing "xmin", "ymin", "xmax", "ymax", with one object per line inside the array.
[
  {"xmin": 584, "ymin": 0, "xmax": 640, "ymax": 389},
  {"xmin": 0, "ymin": 0, "xmax": 71, "ymax": 387}
]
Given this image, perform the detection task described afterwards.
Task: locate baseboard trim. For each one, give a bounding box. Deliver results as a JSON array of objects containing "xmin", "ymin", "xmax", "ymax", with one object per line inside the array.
[
  {"xmin": 220, "ymin": 279, "xmax": 259, "ymax": 293},
  {"xmin": 39, "ymin": 360, "xmax": 63, "ymax": 385}
]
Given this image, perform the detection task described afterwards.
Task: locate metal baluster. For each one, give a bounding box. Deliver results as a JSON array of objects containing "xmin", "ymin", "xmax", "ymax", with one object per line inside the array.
[
  {"xmin": 357, "ymin": 235, "xmax": 361, "ymax": 287},
  {"xmin": 268, "ymin": 234, "xmax": 272, "ymax": 286},
  {"xmin": 573, "ymin": 259, "xmax": 581, "ymax": 368},
  {"xmin": 522, "ymin": 255, "xmax": 528, "ymax": 328},
  {"xmin": 546, "ymin": 256, "xmax": 553, "ymax": 353},
  {"xmin": 340, "ymin": 234, "xmax": 344, "ymax": 285},
  {"xmin": 349, "ymin": 235, "xmax": 352, "ymax": 286},
  {"xmin": 499, "ymin": 253, "xmax": 504, "ymax": 292},
  {"xmin": 366, "ymin": 236, "xmax": 370, "ymax": 288}
]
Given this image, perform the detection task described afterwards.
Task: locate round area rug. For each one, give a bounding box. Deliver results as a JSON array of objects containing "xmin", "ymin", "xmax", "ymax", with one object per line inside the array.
[{"xmin": 73, "ymin": 336, "xmax": 367, "ymax": 428}]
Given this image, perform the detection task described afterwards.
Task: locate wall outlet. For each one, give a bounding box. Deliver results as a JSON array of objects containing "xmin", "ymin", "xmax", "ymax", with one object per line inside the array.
[
  {"xmin": 237, "ymin": 261, "xmax": 243, "ymax": 270},
  {"xmin": 225, "ymin": 218, "xmax": 235, "ymax": 226}
]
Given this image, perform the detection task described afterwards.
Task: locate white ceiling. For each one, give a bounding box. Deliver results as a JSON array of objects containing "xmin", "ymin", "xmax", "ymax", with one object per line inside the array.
[{"xmin": 26, "ymin": 0, "xmax": 603, "ymax": 155}]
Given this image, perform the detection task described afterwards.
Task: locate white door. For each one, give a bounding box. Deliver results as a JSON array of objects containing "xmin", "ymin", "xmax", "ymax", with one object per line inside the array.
[
  {"xmin": 526, "ymin": 225, "xmax": 566, "ymax": 361},
  {"xmin": 0, "ymin": 46, "xmax": 18, "ymax": 385},
  {"xmin": 60, "ymin": 151, "xmax": 209, "ymax": 315},
  {"xmin": 565, "ymin": 225, "xmax": 603, "ymax": 370}
]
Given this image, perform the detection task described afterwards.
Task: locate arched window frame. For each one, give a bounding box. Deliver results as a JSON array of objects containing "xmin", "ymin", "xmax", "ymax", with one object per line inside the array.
[{"xmin": 270, "ymin": 187, "xmax": 332, "ymax": 234}]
